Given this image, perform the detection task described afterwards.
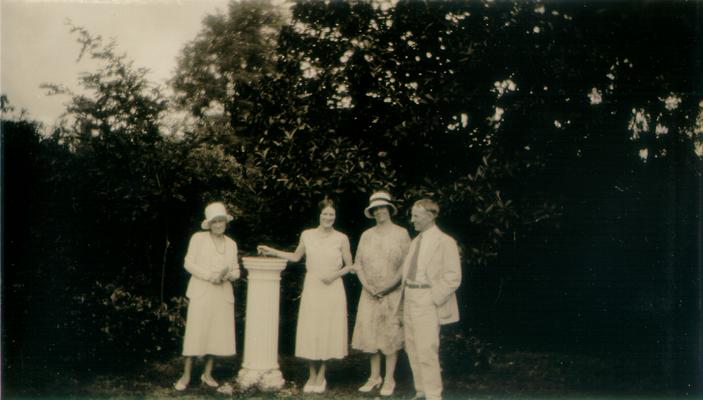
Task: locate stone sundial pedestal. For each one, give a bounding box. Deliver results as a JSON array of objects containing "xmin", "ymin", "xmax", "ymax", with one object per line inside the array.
[{"xmin": 236, "ymin": 256, "xmax": 288, "ymax": 391}]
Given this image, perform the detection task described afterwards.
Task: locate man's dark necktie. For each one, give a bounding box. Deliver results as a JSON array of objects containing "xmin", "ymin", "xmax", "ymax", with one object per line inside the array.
[{"xmin": 406, "ymin": 234, "xmax": 423, "ymax": 281}]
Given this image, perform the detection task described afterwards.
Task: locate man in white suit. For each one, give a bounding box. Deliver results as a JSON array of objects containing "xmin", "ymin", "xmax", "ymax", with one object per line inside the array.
[{"xmin": 402, "ymin": 199, "xmax": 461, "ymax": 400}]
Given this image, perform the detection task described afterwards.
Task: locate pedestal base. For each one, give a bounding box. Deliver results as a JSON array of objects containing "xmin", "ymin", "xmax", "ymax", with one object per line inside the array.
[
  {"xmin": 236, "ymin": 367, "xmax": 285, "ymax": 391},
  {"xmin": 237, "ymin": 257, "xmax": 288, "ymax": 392}
]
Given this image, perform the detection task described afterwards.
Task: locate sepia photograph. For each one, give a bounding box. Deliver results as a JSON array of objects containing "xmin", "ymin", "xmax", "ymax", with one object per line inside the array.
[{"xmin": 2, "ymin": 0, "xmax": 701, "ymax": 399}]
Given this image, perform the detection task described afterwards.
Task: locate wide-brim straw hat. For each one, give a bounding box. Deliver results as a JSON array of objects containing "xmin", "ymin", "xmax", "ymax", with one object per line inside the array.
[
  {"xmin": 201, "ymin": 202, "xmax": 234, "ymax": 230},
  {"xmin": 364, "ymin": 191, "xmax": 398, "ymax": 218}
]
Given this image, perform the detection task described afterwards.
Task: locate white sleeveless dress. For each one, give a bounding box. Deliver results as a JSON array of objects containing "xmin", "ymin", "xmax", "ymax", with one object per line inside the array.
[{"xmin": 295, "ymin": 229, "xmax": 349, "ymax": 360}]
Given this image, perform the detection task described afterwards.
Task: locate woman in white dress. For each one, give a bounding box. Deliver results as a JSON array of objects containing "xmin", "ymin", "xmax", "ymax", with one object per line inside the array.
[
  {"xmin": 257, "ymin": 197, "xmax": 354, "ymax": 394},
  {"xmin": 174, "ymin": 202, "xmax": 241, "ymax": 391},
  {"xmin": 352, "ymin": 191, "xmax": 410, "ymax": 396}
]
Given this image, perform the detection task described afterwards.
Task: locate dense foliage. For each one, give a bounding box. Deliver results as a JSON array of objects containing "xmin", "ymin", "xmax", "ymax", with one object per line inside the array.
[{"xmin": 3, "ymin": 0, "xmax": 701, "ymax": 394}]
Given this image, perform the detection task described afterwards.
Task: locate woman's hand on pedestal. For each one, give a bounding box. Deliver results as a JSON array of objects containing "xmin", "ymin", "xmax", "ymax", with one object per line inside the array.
[{"xmin": 257, "ymin": 245, "xmax": 275, "ymax": 257}]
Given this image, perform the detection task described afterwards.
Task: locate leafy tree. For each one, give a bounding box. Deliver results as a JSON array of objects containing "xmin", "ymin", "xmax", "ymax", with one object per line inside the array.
[
  {"xmin": 41, "ymin": 25, "xmax": 257, "ymax": 295},
  {"xmin": 3, "ymin": 0, "xmax": 701, "ymax": 392},
  {"xmin": 2, "ymin": 100, "xmax": 89, "ymax": 381},
  {"xmin": 222, "ymin": 0, "xmax": 701, "ymax": 255},
  {"xmin": 171, "ymin": 0, "xmax": 284, "ymax": 149},
  {"xmin": 3, "ymin": 25, "xmax": 264, "ymax": 378},
  {"xmin": 172, "ymin": 0, "xmax": 282, "ymax": 116},
  {"xmin": 216, "ymin": 7, "xmax": 701, "ymax": 386}
]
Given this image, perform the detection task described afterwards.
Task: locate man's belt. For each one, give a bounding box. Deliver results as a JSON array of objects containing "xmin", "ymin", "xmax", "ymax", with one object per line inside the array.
[{"xmin": 406, "ymin": 282, "xmax": 431, "ymax": 289}]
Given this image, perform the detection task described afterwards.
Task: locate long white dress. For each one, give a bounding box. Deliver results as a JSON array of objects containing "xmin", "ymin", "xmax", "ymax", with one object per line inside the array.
[
  {"xmin": 295, "ymin": 229, "xmax": 349, "ymax": 360},
  {"xmin": 182, "ymin": 231, "xmax": 239, "ymax": 356}
]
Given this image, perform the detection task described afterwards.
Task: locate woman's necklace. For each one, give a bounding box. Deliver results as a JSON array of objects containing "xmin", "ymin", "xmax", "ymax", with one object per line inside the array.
[{"xmin": 210, "ymin": 234, "xmax": 226, "ymax": 255}]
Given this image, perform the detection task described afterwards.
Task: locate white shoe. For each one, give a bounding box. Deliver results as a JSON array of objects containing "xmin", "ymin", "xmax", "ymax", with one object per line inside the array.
[
  {"xmin": 303, "ymin": 380, "xmax": 315, "ymax": 393},
  {"xmin": 358, "ymin": 376, "xmax": 383, "ymax": 392},
  {"xmin": 380, "ymin": 380, "xmax": 396, "ymax": 396},
  {"xmin": 313, "ymin": 379, "xmax": 327, "ymax": 393},
  {"xmin": 173, "ymin": 378, "xmax": 188, "ymax": 391},
  {"xmin": 200, "ymin": 374, "xmax": 219, "ymax": 388}
]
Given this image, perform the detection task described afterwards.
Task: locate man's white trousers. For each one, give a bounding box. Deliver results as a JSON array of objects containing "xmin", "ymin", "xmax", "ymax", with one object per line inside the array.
[{"xmin": 404, "ymin": 287, "xmax": 442, "ymax": 400}]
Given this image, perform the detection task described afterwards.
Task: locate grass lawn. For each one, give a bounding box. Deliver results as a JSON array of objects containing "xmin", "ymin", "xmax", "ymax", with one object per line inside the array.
[{"xmin": 5, "ymin": 349, "xmax": 688, "ymax": 400}]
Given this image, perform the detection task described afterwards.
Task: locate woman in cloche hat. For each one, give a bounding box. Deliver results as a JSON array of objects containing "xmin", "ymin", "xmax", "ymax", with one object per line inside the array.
[
  {"xmin": 352, "ymin": 191, "xmax": 411, "ymax": 396},
  {"xmin": 174, "ymin": 202, "xmax": 240, "ymax": 391}
]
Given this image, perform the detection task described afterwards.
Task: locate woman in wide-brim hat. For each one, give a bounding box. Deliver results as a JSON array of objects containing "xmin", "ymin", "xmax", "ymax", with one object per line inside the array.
[
  {"xmin": 174, "ymin": 202, "xmax": 240, "ymax": 391},
  {"xmin": 352, "ymin": 191, "xmax": 411, "ymax": 396}
]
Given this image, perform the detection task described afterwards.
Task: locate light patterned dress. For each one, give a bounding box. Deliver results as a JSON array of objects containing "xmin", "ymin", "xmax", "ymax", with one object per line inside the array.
[
  {"xmin": 182, "ymin": 231, "xmax": 239, "ymax": 356},
  {"xmin": 351, "ymin": 224, "xmax": 410, "ymax": 354},
  {"xmin": 295, "ymin": 229, "xmax": 350, "ymax": 360}
]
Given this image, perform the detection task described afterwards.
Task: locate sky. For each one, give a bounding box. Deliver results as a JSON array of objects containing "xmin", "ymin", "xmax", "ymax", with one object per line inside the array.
[{"xmin": 1, "ymin": 0, "xmax": 231, "ymax": 128}]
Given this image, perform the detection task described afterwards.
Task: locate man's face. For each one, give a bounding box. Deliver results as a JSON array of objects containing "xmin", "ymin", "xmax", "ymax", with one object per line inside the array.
[{"xmin": 411, "ymin": 205, "xmax": 434, "ymax": 232}]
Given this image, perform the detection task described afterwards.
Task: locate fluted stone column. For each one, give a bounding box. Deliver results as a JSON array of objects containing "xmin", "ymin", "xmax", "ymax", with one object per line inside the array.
[{"xmin": 236, "ymin": 256, "xmax": 287, "ymax": 391}]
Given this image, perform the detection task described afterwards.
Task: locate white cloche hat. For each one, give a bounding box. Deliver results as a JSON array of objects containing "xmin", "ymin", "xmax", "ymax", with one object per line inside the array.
[
  {"xmin": 201, "ymin": 202, "xmax": 233, "ymax": 230},
  {"xmin": 364, "ymin": 191, "xmax": 398, "ymax": 219}
]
